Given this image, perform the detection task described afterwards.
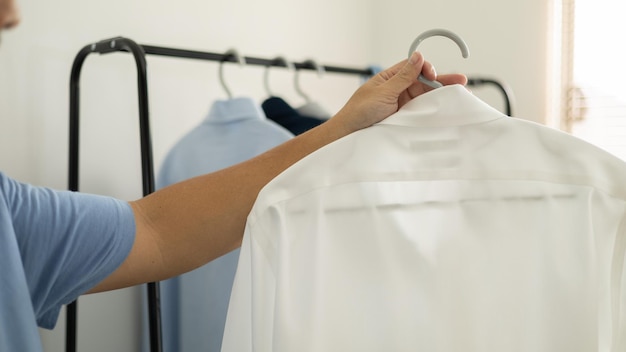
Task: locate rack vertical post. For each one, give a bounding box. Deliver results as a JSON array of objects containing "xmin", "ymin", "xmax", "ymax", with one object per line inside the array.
[{"xmin": 68, "ymin": 37, "xmax": 162, "ymax": 352}]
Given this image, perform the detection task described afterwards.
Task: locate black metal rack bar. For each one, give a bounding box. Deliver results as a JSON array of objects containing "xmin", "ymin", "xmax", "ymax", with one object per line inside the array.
[
  {"xmin": 467, "ymin": 77, "xmax": 515, "ymax": 116},
  {"xmin": 66, "ymin": 35, "xmax": 514, "ymax": 352},
  {"xmin": 68, "ymin": 37, "xmax": 159, "ymax": 352},
  {"xmin": 140, "ymin": 44, "xmax": 374, "ymax": 76}
]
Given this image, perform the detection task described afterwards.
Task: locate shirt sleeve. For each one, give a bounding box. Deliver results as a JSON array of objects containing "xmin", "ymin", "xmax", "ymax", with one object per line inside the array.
[{"xmin": 1, "ymin": 173, "xmax": 136, "ymax": 329}]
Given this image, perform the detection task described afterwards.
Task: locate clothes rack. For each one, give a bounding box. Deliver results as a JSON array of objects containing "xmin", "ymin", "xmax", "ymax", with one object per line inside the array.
[
  {"xmin": 66, "ymin": 36, "xmax": 376, "ymax": 352},
  {"xmin": 467, "ymin": 77, "xmax": 514, "ymax": 116},
  {"xmin": 66, "ymin": 35, "xmax": 514, "ymax": 352}
]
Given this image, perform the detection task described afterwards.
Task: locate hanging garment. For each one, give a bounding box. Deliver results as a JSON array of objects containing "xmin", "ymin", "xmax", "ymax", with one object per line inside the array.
[
  {"xmin": 157, "ymin": 97, "xmax": 293, "ymax": 187},
  {"xmin": 296, "ymin": 101, "xmax": 332, "ymax": 120},
  {"xmin": 222, "ymin": 85, "xmax": 626, "ymax": 352},
  {"xmin": 295, "ymin": 64, "xmax": 383, "ymax": 120},
  {"xmin": 142, "ymin": 97, "xmax": 293, "ymax": 352},
  {"xmin": 261, "ymin": 96, "xmax": 325, "ymax": 135}
]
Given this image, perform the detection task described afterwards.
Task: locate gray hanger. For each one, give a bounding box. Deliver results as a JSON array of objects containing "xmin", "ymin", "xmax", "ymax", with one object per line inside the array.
[
  {"xmin": 408, "ymin": 29, "xmax": 470, "ymax": 89},
  {"xmin": 219, "ymin": 49, "xmax": 246, "ymax": 99},
  {"xmin": 264, "ymin": 56, "xmax": 295, "ymax": 97},
  {"xmin": 294, "ymin": 59, "xmax": 325, "ymax": 103}
]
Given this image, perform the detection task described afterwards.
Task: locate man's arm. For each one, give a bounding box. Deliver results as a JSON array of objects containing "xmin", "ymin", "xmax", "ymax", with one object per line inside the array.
[{"xmin": 89, "ymin": 52, "xmax": 467, "ymax": 293}]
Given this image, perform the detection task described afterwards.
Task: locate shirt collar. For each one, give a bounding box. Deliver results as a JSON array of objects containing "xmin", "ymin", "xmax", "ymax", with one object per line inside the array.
[
  {"xmin": 378, "ymin": 84, "xmax": 506, "ymax": 128},
  {"xmin": 205, "ymin": 96, "xmax": 267, "ymax": 124}
]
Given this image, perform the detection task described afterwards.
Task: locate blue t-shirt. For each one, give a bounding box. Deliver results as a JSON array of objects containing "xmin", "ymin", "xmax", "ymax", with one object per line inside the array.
[{"xmin": 0, "ymin": 172, "xmax": 135, "ymax": 351}]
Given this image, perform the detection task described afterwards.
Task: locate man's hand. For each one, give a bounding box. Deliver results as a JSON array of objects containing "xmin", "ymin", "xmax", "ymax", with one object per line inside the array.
[{"xmin": 333, "ymin": 51, "xmax": 468, "ymax": 133}]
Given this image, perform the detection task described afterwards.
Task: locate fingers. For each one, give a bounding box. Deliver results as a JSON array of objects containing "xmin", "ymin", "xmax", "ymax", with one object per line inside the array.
[
  {"xmin": 372, "ymin": 53, "xmax": 466, "ymax": 106},
  {"xmin": 437, "ymin": 73, "xmax": 468, "ymax": 86},
  {"xmin": 378, "ymin": 58, "xmax": 410, "ymax": 80},
  {"xmin": 381, "ymin": 52, "xmax": 425, "ymax": 95},
  {"xmin": 381, "ymin": 53, "xmax": 464, "ymax": 91},
  {"xmin": 420, "ymin": 60, "xmax": 436, "ymax": 82}
]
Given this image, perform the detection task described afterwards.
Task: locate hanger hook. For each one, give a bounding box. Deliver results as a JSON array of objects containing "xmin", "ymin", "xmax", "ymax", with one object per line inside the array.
[
  {"xmin": 264, "ymin": 56, "xmax": 295, "ymax": 97},
  {"xmin": 294, "ymin": 59, "xmax": 325, "ymax": 103},
  {"xmin": 408, "ymin": 28, "xmax": 470, "ymax": 89},
  {"xmin": 219, "ymin": 49, "xmax": 246, "ymax": 99}
]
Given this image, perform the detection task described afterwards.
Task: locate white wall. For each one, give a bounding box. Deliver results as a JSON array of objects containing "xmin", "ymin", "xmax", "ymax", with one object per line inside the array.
[
  {"xmin": 370, "ymin": 0, "xmax": 553, "ymax": 122},
  {"xmin": 0, "ymin": 0, "xmax": 554, "ymax": 351},
  {"xmin": 0, "ymin": 1, "xmax": 373, "ymax": 351}
]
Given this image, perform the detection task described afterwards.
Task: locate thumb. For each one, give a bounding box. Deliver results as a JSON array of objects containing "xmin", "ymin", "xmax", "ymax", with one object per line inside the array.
[{"xmin": 382, "ymin": 51, "xmax": 424, "ymax": 95}]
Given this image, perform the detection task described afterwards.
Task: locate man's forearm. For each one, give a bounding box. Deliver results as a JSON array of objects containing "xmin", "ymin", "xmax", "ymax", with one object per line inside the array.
[
  {"xmin": 91, "ymin": 116, "xmax": 351, "ymax": 292},
  {"xmin": 88, "ymin": 52, "xmax": 462, "ymax": 293},
  {"xmin": 138, "ymin": 117, "xmax": 349, "ymax": 274}
]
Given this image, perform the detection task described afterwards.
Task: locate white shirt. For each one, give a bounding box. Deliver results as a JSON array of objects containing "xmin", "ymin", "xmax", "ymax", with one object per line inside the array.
[{"xmin": 222, "ymin": 85, "xmax": 626, "ymax": 352}]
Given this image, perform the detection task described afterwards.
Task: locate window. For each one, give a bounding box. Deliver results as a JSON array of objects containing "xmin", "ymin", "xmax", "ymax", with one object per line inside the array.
[{"xmin": 557, "ymin": 0, "xmax": 626, "ymax": 160}]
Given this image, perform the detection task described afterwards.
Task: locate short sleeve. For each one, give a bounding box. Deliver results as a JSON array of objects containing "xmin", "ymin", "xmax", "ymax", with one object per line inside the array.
[{"xmin": 1, "ymin": 173, "xmax": 136, "ymax": 329}]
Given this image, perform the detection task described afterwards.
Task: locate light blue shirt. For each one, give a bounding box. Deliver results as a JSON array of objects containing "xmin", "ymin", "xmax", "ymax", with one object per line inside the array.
[
  {"xmin": 0, "ymin": 172, "xmax": 135, "ymax": 351},
  {"xmin": 145, "ymin": 97, "xmax": 293, "ymax": 352}
]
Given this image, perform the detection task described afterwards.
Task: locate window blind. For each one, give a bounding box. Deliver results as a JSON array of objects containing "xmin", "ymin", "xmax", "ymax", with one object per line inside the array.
[{"xmin": 563, "ymin": 0, "xmax": 626, "ymax": 161}]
